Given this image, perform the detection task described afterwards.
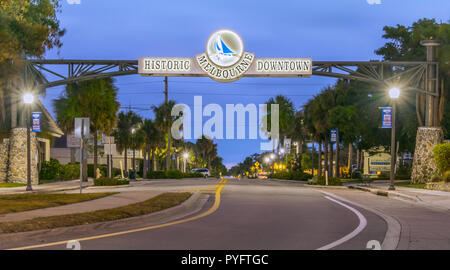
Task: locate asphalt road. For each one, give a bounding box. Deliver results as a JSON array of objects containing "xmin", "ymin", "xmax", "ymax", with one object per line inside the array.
[
  {"xmin": 7, "ymin": 178, "xmax": 387, "ymax": 250},
  {"xmin": 5, "ymin": 178, "xmax": 450, "ymax": 250}
]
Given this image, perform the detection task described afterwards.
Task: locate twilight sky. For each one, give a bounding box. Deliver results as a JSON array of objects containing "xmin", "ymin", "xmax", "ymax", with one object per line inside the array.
[{"xmin": 41, "ymin": 0, "xmax": 449, "ymax": 169}]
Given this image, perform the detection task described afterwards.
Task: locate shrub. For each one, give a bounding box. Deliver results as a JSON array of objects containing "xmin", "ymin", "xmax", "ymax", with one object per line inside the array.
[
  {"xmin": 165, "ymin": 169, "xmax": 183, "ymax": 179},
  {"xmin": 146, "ymin": 170, "xmax": 167, "ymax": 179},
  {"xmin": 443, "ymin": 171, "xmax": 450, "ymax": 183},
  {"xmin": 183, "ymin": 172, "xmax": 204, "ymax": 178},
  {"xmin": 94, "ymin": 177, "xmax": 129, "ymax": 186},
  {"xmin": 39, "ymin": 158, "xmax": 60, "ymax": 180},
  {"xmin": 433, "ymin": 143, "xmax": 450, "ymax": 175},
  {"xmin": 58, "ymin": 163, "xmax": 80, "ymax": 180},
  {"xmin": 308, "ymin": 176, "xmax": 342, "ymax": 186},
  {"xmin": 270, "ymin": 171, "xmax": 312, "ymax": 181},
  {"xmin": 430, "ymin": 173, "xmax": 443, "ymax": 182}
]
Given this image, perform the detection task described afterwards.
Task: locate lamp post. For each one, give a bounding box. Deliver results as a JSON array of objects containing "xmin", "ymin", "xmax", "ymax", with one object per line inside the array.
[
  {"xmin": 23, "ymin": 93, "xmax": 34, "ymax": 191},
  {"xmin": 183, "ymin": 152, "xmax": 189, "ymax": 173},
  {"xmin": 131, "ymin": 128, "xmax": 136, "ymax": 179},
  {"xmin": 388, "ymin": 87, "xmax": 400, "ymax": 190}
]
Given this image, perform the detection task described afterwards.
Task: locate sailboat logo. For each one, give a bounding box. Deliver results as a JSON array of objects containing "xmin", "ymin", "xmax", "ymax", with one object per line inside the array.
[
  {"xmin": 214, "ymin": 35, "xmax": 236, "ymax": 57},
  {"xmin": 206, "ymin": 29, "xmax": 244, "ymax": 67}
]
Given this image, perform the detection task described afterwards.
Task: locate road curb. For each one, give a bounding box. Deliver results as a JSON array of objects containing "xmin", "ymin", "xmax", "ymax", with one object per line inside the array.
[
  {"xmin": 348, "ymin": 185, "xmax": 419, "ymax": 202},
  {"xmin": 0, "ymin": 191, "xmax": 204, "ymax": 249},
  {"xmin": 320, "ymin": 190, "xmax": 401, "ymax": 250}
]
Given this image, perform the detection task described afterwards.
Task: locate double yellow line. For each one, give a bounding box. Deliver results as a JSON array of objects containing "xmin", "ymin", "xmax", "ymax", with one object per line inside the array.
[{"xmin": 10, "ymin": 179, "xmax": 228, "ymax": 250}]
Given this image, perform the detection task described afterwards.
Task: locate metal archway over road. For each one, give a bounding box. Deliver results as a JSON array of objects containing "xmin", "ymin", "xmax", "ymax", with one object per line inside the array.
[
  {"xmin": 24, "ymin": 30, "xmax": 443, "ymax": 184},
  {"xmin": 25, "ymin": 29, "xmax": 440, "ymax": 126}
]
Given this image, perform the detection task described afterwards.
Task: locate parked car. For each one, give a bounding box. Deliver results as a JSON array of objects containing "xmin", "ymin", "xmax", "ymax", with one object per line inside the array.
[{"xmin": 191, "ymin": 168, "xmax": 210, "ymax": 178}]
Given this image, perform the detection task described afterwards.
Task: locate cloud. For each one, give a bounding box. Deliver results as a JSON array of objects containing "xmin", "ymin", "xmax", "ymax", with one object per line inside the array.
[{"xmin": 366, "ymin": 0, "xmax": 381, "ymax": 4}]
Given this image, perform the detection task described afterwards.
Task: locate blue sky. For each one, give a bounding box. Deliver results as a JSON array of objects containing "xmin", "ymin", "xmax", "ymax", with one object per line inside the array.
[{"xmin": 41, "ymin": 0, "xmax": 449, "ymax": 168}]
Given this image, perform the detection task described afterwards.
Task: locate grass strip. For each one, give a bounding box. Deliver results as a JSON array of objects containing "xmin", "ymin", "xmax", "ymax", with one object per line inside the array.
[
  {"xmin": 395, "ymin": 181, "xmax": 426, "ymax": 189},
  {"xmin": 0, "ymin": 192, "xmax": 192, "ymax": 234},
  {"xmin": 0, "ymin": 193, "xmax": 117, "ymax": 215},
  {"xmin": 0, "ymin": 183, "xmax": 27, "ymax": 188}
]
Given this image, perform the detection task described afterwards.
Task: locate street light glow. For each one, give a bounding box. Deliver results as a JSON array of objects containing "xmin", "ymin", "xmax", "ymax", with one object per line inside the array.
[
  {"xmin": 23, "ymin": 93, "xmax": 34, "ymax": 104},
  {"xmin": 389, "ymin": 87, "xmax": 401, "ymax": 99}
]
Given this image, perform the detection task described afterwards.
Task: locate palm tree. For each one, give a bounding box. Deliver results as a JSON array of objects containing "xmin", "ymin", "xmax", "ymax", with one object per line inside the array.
[
  {"xmin": 54, "ymin": 78, "xmax": 120, "ymax": 179},
  {"xmin": 195, "ymin": 135, "xmax": 217, "ymax": 171},
  {"xmin": 152, "ymin": 100, "xmax": 178, "ymax": 171},
  {"xmin": 265, "ymin": 95, "xmax": 296, "ymax": 157},
  {"xmin": 140, "ymin": 118, "xmax": 165, "ymax": 177},
  {"xmin": 112, "ymin": 111, "xmax": 142, "ymax": 176}
]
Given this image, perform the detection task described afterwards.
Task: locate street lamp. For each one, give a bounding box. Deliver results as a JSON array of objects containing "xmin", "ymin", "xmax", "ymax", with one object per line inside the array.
[
  {"xmin": 388, "ymin": 87, "xmax": 400, "ymax": 190},
  {"xmin": 131, "ymin": 128, "xmax": 136, "ymax": 179},
  {"xmin": 183, "ymin": 152, "xmax": 189, "ymax": 173},
  {"xmin": 23, "ymin": 93, "xmax": 34, "ymax": 191}
]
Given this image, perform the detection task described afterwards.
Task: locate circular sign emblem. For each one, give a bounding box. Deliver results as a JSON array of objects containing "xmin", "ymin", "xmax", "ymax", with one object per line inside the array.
[{"xmin": 206, "ymin": 29, "xmax": 244, "ymax": 68}]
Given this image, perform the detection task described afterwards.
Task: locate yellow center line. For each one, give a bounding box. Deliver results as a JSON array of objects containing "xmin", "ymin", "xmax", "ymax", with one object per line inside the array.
[{"xmin": 9, "ymin": 184, "xmax": 226, "ymax": 250}]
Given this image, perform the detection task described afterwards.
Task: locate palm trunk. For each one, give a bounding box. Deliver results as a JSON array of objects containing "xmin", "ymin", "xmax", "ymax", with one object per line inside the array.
[
  {"xmin": 166, "ymin": 127, "xmax": 171, "ymax": 170},
  {"xmin": 143, "ymin": 145, "xmax": 148, "ymax": 178},
  {"xmin": 329, "ymin": 142, "xmax": 333, "ymax": 178},
  {"xmin": 124, "ymin": 148, "xmax": 128, "ymax": 174},
  {"xmin": 93, "ymin": 130, "xmax": 98, "ymax": 178},
  {"xmin": 335, "ymin": 141, "xmax": 340, "ymax": 178},
  {"xmin": 324, "ymin": 138, "xmax": 329, "ymax": 177},
  {"xmin": 348, "ymin": 143, "xmax": 353, "ymax": 175},
  {"xmin": 318, "ymin": 142, "xmax": 322, "ymax": 177}
]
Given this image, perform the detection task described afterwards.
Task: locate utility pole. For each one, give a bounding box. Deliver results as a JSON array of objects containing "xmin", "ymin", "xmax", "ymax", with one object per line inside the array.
[{"xmin": 164, "ymin": 76, "xmax": 168, "ymax": 104}]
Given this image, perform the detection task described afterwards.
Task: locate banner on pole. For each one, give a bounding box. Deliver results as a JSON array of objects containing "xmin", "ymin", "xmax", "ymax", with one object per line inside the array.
[
  {"xmin": 330, "ymin": 129, "xmax": 338, "ymax": 143},
  {"xmin": 31, "ymin": 112, "xmax": 41, "ymax": 132},
  {"xmin": 381, "ymin": 107, "xmax": 392, "ymax": 128}
]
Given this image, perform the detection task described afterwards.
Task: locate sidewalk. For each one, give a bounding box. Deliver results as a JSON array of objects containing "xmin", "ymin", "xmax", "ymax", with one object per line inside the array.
[
  {"xmin": 0, "ymin": 179, "xmax": 93, "ymax": 194},
  {"xmin": 0, "ymin": 190, "xmax": 163, "ymax": 223},
  {"xmin": 347, "ymin": 182, "xmax": 450, "ymax": 212}
]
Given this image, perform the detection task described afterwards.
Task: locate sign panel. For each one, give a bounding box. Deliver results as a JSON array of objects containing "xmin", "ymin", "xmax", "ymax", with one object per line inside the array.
[
  {"xmin": 381, "ymin": 107, "xmax": 392, "ymax": 128},
  {"xmin": 369, "ymin": 153, "xmax": 391, "ymax": 172},
  {"xmin": 74, "ymin": 118, "xmax": 90, "ymax": 138},
  {"xmin": 330, "ymin": 129, "xmax": 338, "ymax": 143},
  {"xmin": 67, "ymin": 133, "xmax": 81, "ymax": 148},
  {"xmin": 31, "ymin": 112, "xmax": 41, "ymax": 132},
  {"xmin": 138, "ymin": 29, "xmax": 312, "ymax": 82},
  {"xmin": 104, "ymin": 144, "xmax": 117, "ymax": 155},
  {"xmin": 284, "ymin": 138, "xmax": 291, "ymax": 154}
]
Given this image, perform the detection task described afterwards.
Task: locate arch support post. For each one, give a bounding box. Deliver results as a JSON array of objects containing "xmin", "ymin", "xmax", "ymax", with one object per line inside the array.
[{"xmin": 411, "ymin": 40, "xmax": 443, "ymax": 184}]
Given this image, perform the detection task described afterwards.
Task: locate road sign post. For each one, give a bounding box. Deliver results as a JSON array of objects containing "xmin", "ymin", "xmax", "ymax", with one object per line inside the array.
[{"xmin": 75, "ymin": 118, "xmax": 90, "ymax": 193}]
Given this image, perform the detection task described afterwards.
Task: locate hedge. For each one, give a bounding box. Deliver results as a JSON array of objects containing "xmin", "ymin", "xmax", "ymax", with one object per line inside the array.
[
  {"xmin": 145, "ymin": 170, "xmax": 204, "ymax": 179},
  {"xmin": 270, "ymin": 171, "xmax": 312, "ymax": 181},
  {"xmin": 39, "ymin": 158, "xmax": 79, "ymax": 181},
  {"xmin": 93, "ymin": 177, "xmax": 130, "ymax": 186},
  {"xmin": 433, "ymin": 143, "xmax": 450, "ymax": 175},
  {"xmin": 308, "ymin": 176, "xmax": 342, "ymax": 186}
]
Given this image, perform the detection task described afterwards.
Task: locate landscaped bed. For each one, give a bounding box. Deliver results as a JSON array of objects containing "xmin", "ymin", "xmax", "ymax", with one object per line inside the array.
[
  {"xmin": 0, "ymin": 192, "xmax": 192, "ymax": 233},
  {"xmin": 0, "ymin": 192, "xmax": 117, "ymax": 215}
]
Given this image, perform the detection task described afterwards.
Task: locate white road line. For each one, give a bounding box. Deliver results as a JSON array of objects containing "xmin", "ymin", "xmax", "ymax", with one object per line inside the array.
[
  {"xmin": 319, "ymin": 190, "xmax": 401, "ymax": 250},
  {"xmin": 316, "ymin": 196, "xmax": 367, "ymax": 250}
]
